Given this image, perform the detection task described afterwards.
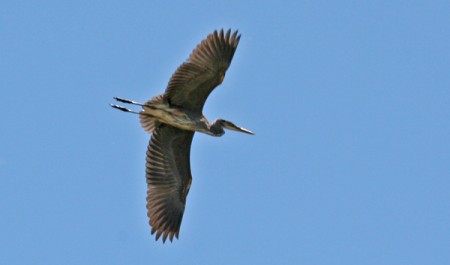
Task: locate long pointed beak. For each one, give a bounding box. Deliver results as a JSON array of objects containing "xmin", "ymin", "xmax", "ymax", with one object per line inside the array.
[
  {"xmin": 225, "ymin": 123, "xmax": 254, "ymax": 135},
  {"xmin": 235, "ymin": 126, "xmax": 254, "ymax": 135}
]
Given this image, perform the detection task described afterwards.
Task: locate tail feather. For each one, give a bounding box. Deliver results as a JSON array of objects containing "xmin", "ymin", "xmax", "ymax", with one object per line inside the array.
[
  {"xmin": 139, "ymin": 94, "xmax": 164, "ymax": 133},
  {"xmin": 140, "ymin": 113, "xmax": 159, "ymax": 133}
]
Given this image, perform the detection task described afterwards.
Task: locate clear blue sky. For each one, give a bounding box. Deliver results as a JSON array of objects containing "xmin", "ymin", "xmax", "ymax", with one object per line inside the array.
[{"xmin": 1, "ymin": 1, "xmax": 449, "ymax": 264}]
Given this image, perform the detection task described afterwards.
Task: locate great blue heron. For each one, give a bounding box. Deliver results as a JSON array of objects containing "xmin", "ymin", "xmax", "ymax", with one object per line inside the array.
[{"xmin": 111, "ymin": 29, "xmax": 253, "ymax": 243}]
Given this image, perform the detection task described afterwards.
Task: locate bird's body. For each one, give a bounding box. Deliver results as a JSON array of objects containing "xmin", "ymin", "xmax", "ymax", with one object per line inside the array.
[
  {"xmin": 111, "ymin": 29, "xmax": 253, "ymax": 243},
  {"xmin": 141, "ymin": 100, "xmax": 209, "ymax": 133}
]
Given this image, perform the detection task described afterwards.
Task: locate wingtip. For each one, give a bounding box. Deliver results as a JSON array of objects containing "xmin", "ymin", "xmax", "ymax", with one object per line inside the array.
[
  {"xmin": 155, "ymin": 230, "xmax": 163, "ymax": 242},
  {"xmin": 151, "ymin": 228, "xmax": 177, "ymax": 244}
]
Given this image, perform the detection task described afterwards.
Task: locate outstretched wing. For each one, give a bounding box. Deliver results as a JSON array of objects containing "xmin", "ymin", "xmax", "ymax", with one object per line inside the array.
[
  {"xmin": 145, "ymin": 124, "xmax": 194, "ymax": 243},
  {"xmin": 164, "ymin": 29, "xmax": 241, "ymax": 113}
]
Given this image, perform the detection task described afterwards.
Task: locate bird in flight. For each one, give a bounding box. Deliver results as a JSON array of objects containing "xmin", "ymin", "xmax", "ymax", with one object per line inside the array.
[{"xmin": 111, "ymin": 29, "xmax": 253, "ymax": 243}]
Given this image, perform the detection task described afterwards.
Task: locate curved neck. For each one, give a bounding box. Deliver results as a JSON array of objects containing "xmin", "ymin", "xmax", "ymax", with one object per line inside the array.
[{"xmin": 208, "ymin": 119, "xmax": 225, "ymax": 136}]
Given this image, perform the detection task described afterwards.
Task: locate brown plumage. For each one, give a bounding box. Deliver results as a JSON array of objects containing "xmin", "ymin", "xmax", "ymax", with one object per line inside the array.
[{"xmin": 111, "ymin": 29, "xmax": 253, "ymax": 243}]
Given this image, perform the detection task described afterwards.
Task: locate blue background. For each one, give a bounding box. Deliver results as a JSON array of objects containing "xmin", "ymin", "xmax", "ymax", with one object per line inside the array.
[{"xmin": 1, "ymin": 1, "xmax": 449, "ymax": 264}]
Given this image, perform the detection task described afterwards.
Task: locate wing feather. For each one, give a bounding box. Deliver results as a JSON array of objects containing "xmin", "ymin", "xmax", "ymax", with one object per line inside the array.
[
  {"xmin": 145, "ymin": 124, "xmax": 194, "ymax": 243},
  {"xmin": 164, "ymin": 29, "xmax": 240, "ymax": 113}
]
